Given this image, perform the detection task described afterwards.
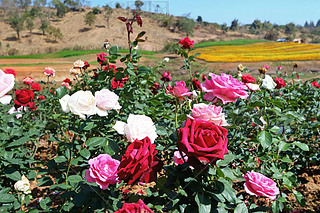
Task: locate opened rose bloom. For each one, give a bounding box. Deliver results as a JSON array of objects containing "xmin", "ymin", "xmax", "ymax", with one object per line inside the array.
[
  {"xmin": 73, "ymin": 60, "xmax": 85, "ymax": 68},
  {"xmin": 114, "ymin": 199, "xmax": 154, "ymax": 213},
  {"xmin": 113, "ymin": 114, "xmax": 158, "ymax": 143},
  {"xmin": 168, "ymin": 81, "xmax": 192, "ymax": 101},
  {"xmin": 14, "ymin": 175, "xmax": 31, "ymax": 194},
  {"xmin": 31, "ymin": 83, "xmax": 41, "ymax": 91},
  {"xmin": 0, "ymin": 69, "xmax": 15, "ymax": 104},
  {"xmin": 117, "ymin": 137, "xmax": 162, "ymax": 184},
  {"xmin": 97, "ymin": 51, "xmax": 108, "ymax": 64},
  {"xmin": 243, "ymin": 171, "xmax": 280, "ymax": 200},
  {"xmin": 262, "ymin": 75, "xmax": 277, "ymax": 91},
  {"xmin": 14, "ymin": 89, "xmax": 35, "ymax": 107},
  {"xmin": 23, "ymin": 77, "xmax": 34, "ymax": 85},
  {"xmin": 189, "ymin": 103, "xmax": 228, "ymax": 126},
  {"xmin": 70, "ymin": 68, "xmax": 81, "ymax": 76},
  {"xmin": 85, "ymin": 154, "xmax": 120, "ymax": 190},
  {"xmin": 4, "ymin": 68, "xmax": 17, "ymax": 77},
  {"xmin": 241, "ymin": 74, "xmax": 256, "ymax": 83},
  {"xmin": 59, "ymin": 90, "xmax": 97, "ymax": 120},
  {"xmin": 177, "ymin": 37, "xmax": 195, "ymax": 49},
  {"xmin": 44, "ymin": 67, "xmax": 55, "ymax": 77},
  {"xmin": 173, "ymin": 150, "xmax": 188, "ymax": 166},
  {"xmin": 274, "ymin": 77, "xmax": 286, "ymax": 89},
  {"xmin": 201, "ymin": 73, "xmax": 248, "ymax": 104},
  {"xmin": 95, "ymin": 89, "xmax": 121, "ymax": 116},
  {"xmin": 178, "ymin": 119, "xmax": 228, "ymax": 169}
]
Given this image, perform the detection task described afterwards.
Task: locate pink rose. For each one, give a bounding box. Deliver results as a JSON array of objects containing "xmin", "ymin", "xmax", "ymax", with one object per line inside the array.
[
  {"xmin": 189, "ymin": 103, "xmax": 228, "ymax": 126},
  {"xmin": 278, "ymin": 66, "xmax": 283, "ymax": 70},
  {"xmin": 262, "ymin": 65, "xmax": 270, "ymax": 70},
  {"xmin": 169, "ymin": 81, "xmax": 192, "ymax": 101},
  {"xmin": 173, "ymin": 151, "xmax": 188, "ymax": 166},
  {"xmin": 114, "ymin": 199, "xmax": 154, "ymax": 213},
  {"xmin": 0, "ymin": 69, "xmax": 15, "ymax": 98},
  {"xmin": 23, "ymin": 77, "xmax": 34, "ymax": 85},
  {"xmin": 161, "ymin": 71, "xmax": 172, "ymax": 82},
  {"xmin": 61, "ymin": 82, "xmax": 71, "ymax": 89},
  {"xmin": 201, "ymin": 73, "xmax": 248, "ymax": 104},
  {"xmin": 95, "ymin": 89, "xmax": 121, "ymax": 116},
  {"xmin": 44, "ymin": 67, "xmax": 55, "ymax": 77},
  {"xmin": 177, "ymin": 37, "xmax": 195, "ymax": 49},
  {"xmin": 243, "ymin": 171, "xmax": 280, "ymax": 200},
  {"xmin": 85, "ymin": 154, "xmax": 120, "ymax": 190},
  {"xmin": 97, "ymin": 51, "xmax": 107, "ymax": 64}
]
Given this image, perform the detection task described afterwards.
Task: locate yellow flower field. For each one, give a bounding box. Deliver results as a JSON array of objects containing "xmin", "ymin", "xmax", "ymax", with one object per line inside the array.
[{"xmin": 192, "ymin": 42, "xmax": 320, "ymax": 62}]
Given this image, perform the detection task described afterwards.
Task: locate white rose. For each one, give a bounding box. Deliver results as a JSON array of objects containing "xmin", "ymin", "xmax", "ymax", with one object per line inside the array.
[
  {"xmin": 163, "ymin": 57, "xmax": 170, "ymax": 62},
  {"xmin": 73, "ymin": 60, "xmax": 85, "ymax": 68},
  {"xmin": 14, "ymin": 175, "xmax": 31, "ymax": 194},
  {"xmin": 262, "ymin": 75, "xmax": 276, "ymax": 91},
  {"xmin": 61, "ymin": 91, "xmax": 97, "ymax": 119},
  {"xmin": 0, "ymin": 95, "xmax": 12, "ymax": 105},
  {"xmin": 95, "ymin": 89, "xmax": 121, "ymax": 116},
  {"xmin": 113, "ymin": 114, "xmax": 158, "ymax": 143}
]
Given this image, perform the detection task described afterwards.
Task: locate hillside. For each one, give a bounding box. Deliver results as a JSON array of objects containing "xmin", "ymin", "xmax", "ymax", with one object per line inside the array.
[{"xmin": 0, "ymin": 7, "xmax": 260, "ymax": 56}]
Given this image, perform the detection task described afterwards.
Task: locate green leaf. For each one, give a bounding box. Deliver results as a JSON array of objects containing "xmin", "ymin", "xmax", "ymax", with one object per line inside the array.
[
  {"xmin": 80, "ymin": 149, "xmax": 90, "ymax": 159},
  {"xmin": 56, "ymin": 86, "xmax": 67, "ymax": 99},
  {"xmin": 7, "ymin": 137, "xmax": 31, "ymax": 148},
  {"xmin": 272, "ymin": 200, "xmax": 279, "ymax": 213},
  {"xmin": 234, "ymin": 202, "xmax": 248, "ymax": 213},
  {"xmin": 278, "ymin": 141, "xmax": 290, "ymax": 152},
  {"xmin": 257, "ymin": 131, "xmax": 273, "ymax": 149},
  {"xmin": 195, "ymin": 193, "xmax": 211, "ymax": 213},
  {"xmin": 109, "ymin": 45, "xmax": 118, "ymax": 55},
  {"xmin": 293, "ymin": 190, "xmax": 305, "ymax": 207},
  {"xmin": 217, "ymin": 152, "xmax": 234, "ymax": 167},
  {"xmin": 136, "ymin": 31, "xmax": 146, "ymax": 39},
  {"xmin": 269, "ymin": 126, "xmax": 281, "ymax": 133},
  {"xmin": 83, "ymin": 122, "xmax": 96, "ymax": 131},
  {"xmin": 86, "ymin": 137, "xmax": 107, "ymax": 148},
  {"xmin": 67, "ymin": 175, "xmax": 82, "ymax": 183},
  {"xmin": 149, "ymin": 99, "xmax": 163, "ymax": 107},
  {"xmin": 5, "ymin": 169, "xmax": 21, "ymax": 181},
  {"xmin": 0, "ymin": 194, "xmax": 16, "ymax": 203},
  {"xmin": 293, "ymin": 142, "xmax": 309, "ymax": 151},
  {"xmin": 54, "ymin": 156, "xmax": 67, "ymax": 163}
]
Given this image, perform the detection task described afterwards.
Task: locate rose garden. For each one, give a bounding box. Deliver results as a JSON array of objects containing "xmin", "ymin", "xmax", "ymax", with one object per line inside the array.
[{"xmin": 0, "ymin": 12, "xmax": 319, "ymax": 212}]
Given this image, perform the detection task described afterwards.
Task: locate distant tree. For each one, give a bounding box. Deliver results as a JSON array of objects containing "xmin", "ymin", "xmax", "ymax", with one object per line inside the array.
[
  {"xmin": 103, "ymin": 5, "xmax": 113, "ymax": 28},
  {"xmin": 309, "ymin": 21, "xmax": 315, "ymax": 28},
  {"xmin": 250, "ymin": 19, "xmax": 262, "ymax": 30},
  {"xmin": 115, "ymin": 2, "xmax": 122, "ymax": 8},
  {"xmin": 230, "ymin": 19, "xmax": 239, "ymax": 31},
  {"xmin": 84, "ymin": 12, "xmax": 96, "ymax": 28},
  {"xmin": 47, "ymin": 26, "xmax": 63, "ymax": 42},
  {"xmin": 220, "ymin": 23, "xmax": 228, "ymax": 34},
  {"xmin": 285, "ymin": 22, "xmax": 297, "ymax": 35},
  {"xmin": 39, "ymin": 19, "xmax": 49, "ymax": 35},
  {"xmin": 8, "ymin": 14, "xmax": 25, "ymax": 39},
  {"xmin": 25, "ymin": 17, "xmax": 34, "ymax": 33},
  {"xmin": 264, "ymin": 30, "xmax": 279, "ymax": 41},
  {"xmin": 52, "ymin": 0, "xmax": 68, "ymax": 18},
  {"xmin": 316, "ymin": 20, "xmax": 320, "ymax": 28},
  {"xmin": 262, "ymin": 21, "xmax": 272, "ymax": 30},
  {"xmin": 175, "ymin": 17, "xmax": 196, "ymax": 36},
  {"xmin": 304, "ymin": 21, "xmax": 309, "ymax": 28},
  {"xmin": 33, "ymin": 0, "xmax": 47, "ymax": 7},
  {"xmin": 134, "ymin": 0, "xmax": 144, "ymax": 11},
  {"xmin": 196, "ymin": 16, "xmax": 203, "ymax": 24},
  {"xmin": 92, "ymin": 7, "xmax": 101, "ymax": 15},
  {"xmin": 28, "ymin": 7, "xmax": 41, "ymax": 17},
  {"xmin": 17, "ymin": 0, "xmax": 31, "ymax": 11}
]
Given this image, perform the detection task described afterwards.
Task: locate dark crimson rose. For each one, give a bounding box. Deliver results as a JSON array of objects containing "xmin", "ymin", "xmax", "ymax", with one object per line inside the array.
[
  {"xmin": 63, "ymin": 78, "xmax": 71, "ymax": 83},
  {"xmin": 97, "ymin": 51, "xmax": 107, "ymax": 64},
  {"xmin": 178, "ymin": 119, "xmax": 228, "ymax": 169},
  {"xmin": 241, "ymin": 74, "xmax": 256, "ymax": 83},
  {"xmin": 31, "ymin": 83, "xmax": 41, "ymax": 91},
  {"xmin": 114, "ymin": 199, "xmax": 154, "ymax": 213},
  {"xmin": 150, "ymin": 82, "xmax": 161, "ymax": 94},
  {"xmin": 29, "ymin": 102, "xmax": 37, "ymax": 111},
  {"xmin": 202, "ymin": 74, "xmax": 207, "ymax": 81},
  {"xmin": 117, "ymin": 137, "xmax": 163, "ymax": 184},
  {"xmin": 135, "ymin": 13, "xmax": 143, "ymax": 27},
  {"xmin": 4, "ymin": 68, "xmax": 16, "ymax": 77},
  {"xmin": 14, "ymin": 89, "xmax": 35, "ymax": 107},
  {"xmin": 84, "ymin": 61, "xmax": 90, "ymax": 69},
  {"xmin": 103, "ymin": 64, "xmax": 117, "ymax": 73},
  {"xmin": 192, "ymin": 78, "xmax": 201, "ymax": 90},
  {"xmin": 177, "ymin": 37, "xmax": 195, "ymax": 49},
  {"xmin": 37, "ymin": 95, "xmax": 45, "ymax": 100},
  {"xmin": 160, "ymin": 71, "xmax": 172, "ymax": 82},
  {"xmin": 273, "ymin": 77, "xmax": 286, "ymax": 89},
  {"xmin": 111, "ymin": 76, "xmax": 128, "ymax": 89}
]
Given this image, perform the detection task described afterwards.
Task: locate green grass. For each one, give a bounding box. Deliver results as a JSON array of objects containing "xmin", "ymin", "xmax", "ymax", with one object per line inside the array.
[
  {"xmin": 0, "ymin": 49, "xmax": 161, "ymax": 59},
  {"xmin": 193, "ymin": 39, "xmax": 270, "ymax": 49}
]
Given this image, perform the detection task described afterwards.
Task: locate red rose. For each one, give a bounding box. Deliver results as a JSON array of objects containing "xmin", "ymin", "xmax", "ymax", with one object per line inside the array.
[
  {"xmin": 31, "ymin": 83, "xmax": 41, "ymax": 91},
  {"xmin": 241, "ymin": 74, "xmax": 256, "ymax": 83},
  {"xmin": 192, "ymin": 78, "xmax": 201, "ymax": 90},
  {"xmin": 37, "ymin": 95, "xmax": 45, "ymax": 100},
  {"xmin": 161, "ymin": 71, "xmax": 172, "ymax": 82},
  {"xmin": 103, "ymin": 64, "xmax": 117, "ymax": 73},
  {"xmin": 63, "ymin": 78, "xmax": 71, "ymax": 83},
  {"xmin": 274, "ymin": 77, "xmax": 286, "ymax": 89},
  {"xmin": 202, "ymin": 74, "xmax": 207, "ymax": 81},
  {"xmin": 14, "ymin": 89, "xmax": 35, "ymax": 107},
  {"xmin": 96, "ymin": 51, "xmax": 107, "ymax": 64},
  {"xmin": 311, "ymin": 81, "xmax": 319, "ymax": 87},
  {"xmin": 114, "ymin": 199, "xmax": 153, "ymax": 213},
  {"xmin": 4, "ymin": 68, "xmax": 16, "ymax": 77},
  {"xmin": 84, "ymin": 61, "xmax": 90, "ymax": 69},
  {"xmin": 150, "ymin": 82, "xmax": 161, "ymax": 94},
  {"xmin": 178, "ymin": 119, "xmax": 228, "ymax": 169},
  {"xmin": 117, "ymin": 137, "xmax": 163, "ymax": 184},
  {"xmin": 177, "ymin": 37, "xmax": 195, "ymax": 49}
]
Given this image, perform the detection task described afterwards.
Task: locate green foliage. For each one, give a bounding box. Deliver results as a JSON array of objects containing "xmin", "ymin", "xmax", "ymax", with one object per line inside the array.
[
  {"xmin": 47, "ymin": 26, "xmax": 63, "ymax": 42},
  {"xmin": 134, "ymin": 0, "xmax": 144, "ymax": 11},
  {"xmin": 115, "ymin": 2, "xmax": 122, "ymax": 8},
  {"xmin": 52, "ymin": 0, "xmax": 68, "ymax": 18},
  {"xmin": 285, "ymin": 22, "xmax": 297, "ymax": 35},
  {"xmin": 175, "ymin": 17, "xmax": 196, "ymax": 36},
  {"xmin": 230, "ymin": 18, "xmax": 239, "ymax": 31},
  {"xmin": 92, "ymin": 7, "xmax": 101, "ymax": 15},
  {"xmin": 193, "ymin": 39, "xmax": 269, "ymax": 49},
  {"xmin": 84, "ymin": 12, "xmax": 96, "ymax": 28},
  {"xmin": 39, "ymin": 19, "xmax": 49, "ymax": 35},
  {"xmin": 25, "ymin": 17, "xmax": 34, "ymax": 33},
  {"xmin": 8, "ymin": 14, "xmax": 25, "ymax": 39}
]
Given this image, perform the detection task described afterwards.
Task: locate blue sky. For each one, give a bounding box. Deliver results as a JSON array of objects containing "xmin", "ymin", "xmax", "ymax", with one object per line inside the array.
[{"xmin": 88, "ymin": 0, "xmax": 320, "ymax": 26}]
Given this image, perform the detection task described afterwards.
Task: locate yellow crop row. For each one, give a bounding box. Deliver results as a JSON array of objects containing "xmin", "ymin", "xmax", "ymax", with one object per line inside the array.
[{"xmin": 191, "ymin": 42, "xmax": 320, "ymax": 62}]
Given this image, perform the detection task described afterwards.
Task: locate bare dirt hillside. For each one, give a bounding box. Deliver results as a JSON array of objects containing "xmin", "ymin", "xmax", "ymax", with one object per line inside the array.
[{"xmin": 0, "ymin": 8, "xmax": 260, "ymax": 56}]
